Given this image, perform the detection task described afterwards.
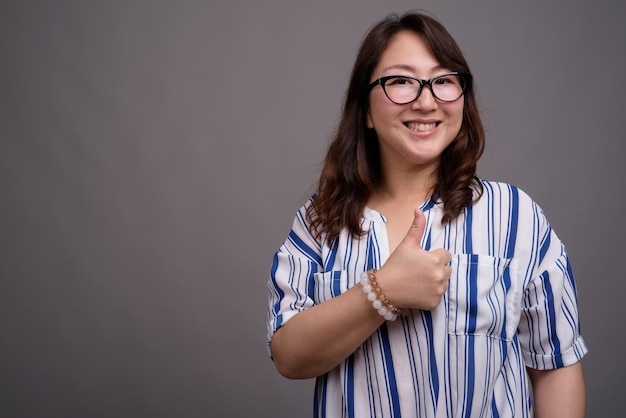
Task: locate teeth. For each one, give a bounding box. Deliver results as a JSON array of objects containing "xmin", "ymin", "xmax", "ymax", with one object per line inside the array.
[{"xmin": 407, "ymin": 122, "xmax": 437, "ymax": 131}]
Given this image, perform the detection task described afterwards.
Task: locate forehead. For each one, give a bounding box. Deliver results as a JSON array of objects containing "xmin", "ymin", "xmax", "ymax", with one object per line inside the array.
[{"xmin": 375, "ymin": 31, "xmax": 442, "ymax": 76}]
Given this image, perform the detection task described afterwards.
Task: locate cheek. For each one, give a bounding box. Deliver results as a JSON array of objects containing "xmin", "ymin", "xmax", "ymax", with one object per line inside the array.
[
  {"xmin": 447, "ymin": 103, "xmax": 465, "ymax": 127},
  {"xmin": 367, "ymin": 99, "xmax": 396, "ymax": 130}
]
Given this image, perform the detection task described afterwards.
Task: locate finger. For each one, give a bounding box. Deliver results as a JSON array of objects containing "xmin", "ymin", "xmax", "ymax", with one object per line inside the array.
[
  {"xmin": 432, "ymin": 248, "xmax": 452, "ymax": 264},
  {"xmin": 405, "ymin": 208, "xmax": 426, "ymax": 248}
]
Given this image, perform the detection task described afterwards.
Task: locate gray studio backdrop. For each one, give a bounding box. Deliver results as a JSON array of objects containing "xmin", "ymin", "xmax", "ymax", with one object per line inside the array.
[{"xmin": 1, "ymin": 1, "xmax": 624, "ymax": 417}]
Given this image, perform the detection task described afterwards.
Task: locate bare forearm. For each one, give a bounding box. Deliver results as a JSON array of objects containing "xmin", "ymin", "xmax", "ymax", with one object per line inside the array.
[
  {"xmin": 528, "ymin": 362, "xmax": 586, "ymax": 418},
  {"xmin": 270, "ymin": 284, "xmax": 384, "ymax": 379}
]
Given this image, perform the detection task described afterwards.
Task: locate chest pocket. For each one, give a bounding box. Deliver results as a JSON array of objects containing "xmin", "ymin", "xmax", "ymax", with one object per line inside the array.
[
  {"xmin": 312, "ymin": 270, "xmax": 348, "ymax": 304},
  {"xmin": 447, "ymin": 254, "xmax": 521, "ymax": 341}
]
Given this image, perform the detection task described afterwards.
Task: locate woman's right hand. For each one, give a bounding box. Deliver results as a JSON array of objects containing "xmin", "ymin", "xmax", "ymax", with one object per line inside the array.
[{"xmin": 376, "ymin": 208, "xmax": 451, "ymax": 311}]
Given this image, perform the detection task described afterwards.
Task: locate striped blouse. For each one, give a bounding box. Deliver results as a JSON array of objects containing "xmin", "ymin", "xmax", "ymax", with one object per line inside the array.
[{"xmin": 266, "ymin": 181, "xmax": 588, "ymax": 417}]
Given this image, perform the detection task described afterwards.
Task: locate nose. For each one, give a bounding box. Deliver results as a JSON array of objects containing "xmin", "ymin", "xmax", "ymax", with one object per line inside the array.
[{"xmin": 410, "ymin": 84, "xmax": 437, "ymax": 111}]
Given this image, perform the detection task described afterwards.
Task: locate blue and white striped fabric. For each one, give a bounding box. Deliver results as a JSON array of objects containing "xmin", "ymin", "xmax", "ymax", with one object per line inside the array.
[{"xmin": 267, "ymin": 181, "xmax": 588, "ymax": 417}]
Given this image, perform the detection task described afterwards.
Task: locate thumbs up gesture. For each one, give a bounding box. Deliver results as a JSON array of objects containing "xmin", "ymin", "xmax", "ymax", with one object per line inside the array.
[{"xmin": 376, "ymin": 209, "xmax": 451, "ymax": 311}]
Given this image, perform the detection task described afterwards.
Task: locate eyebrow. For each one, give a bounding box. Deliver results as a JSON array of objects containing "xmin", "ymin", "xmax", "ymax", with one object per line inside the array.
[{"xmin": 382, "ymin": 64, "xmax": 447, "ymax": 74}]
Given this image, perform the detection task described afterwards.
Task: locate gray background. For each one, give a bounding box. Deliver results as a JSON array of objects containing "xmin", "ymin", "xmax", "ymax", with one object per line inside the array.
[{"xmin": 1, "ymin": 0, "xmax": 624, "ymax": 417}]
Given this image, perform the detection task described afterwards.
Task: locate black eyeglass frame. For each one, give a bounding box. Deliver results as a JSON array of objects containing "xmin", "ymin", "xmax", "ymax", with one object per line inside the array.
[{"xmin": 367, "ymin": 72, "xmax": 471, "ymax": 104}]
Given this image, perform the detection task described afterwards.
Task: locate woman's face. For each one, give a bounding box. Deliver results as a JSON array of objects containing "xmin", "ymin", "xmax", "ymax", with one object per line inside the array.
[{"xmin": 367, "ymin": 31, "xmax": 464, "ymax": 174}]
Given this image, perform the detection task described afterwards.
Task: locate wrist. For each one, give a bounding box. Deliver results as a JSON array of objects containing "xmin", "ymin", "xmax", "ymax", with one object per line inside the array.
[{"xmin": 360, "ymin": 269, "xmax": 402, "ymax": 321}]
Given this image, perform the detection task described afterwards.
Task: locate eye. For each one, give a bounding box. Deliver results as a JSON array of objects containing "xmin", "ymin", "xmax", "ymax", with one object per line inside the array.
[
  {"xmin": 433, "ymin": 75, "xmax": 459, "ymax": 86},
  {"xmin": 387, "ymin": 76, "xmax": 417, "ymax": 86}
]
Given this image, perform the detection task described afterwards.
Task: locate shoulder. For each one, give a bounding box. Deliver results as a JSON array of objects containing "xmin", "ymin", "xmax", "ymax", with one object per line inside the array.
[
  {"xmin": 474, "ymin": 180, "xmax": 545, "ymax": 220},
  {"xmin": 290, "ymin": 196, "xmax": 316, "ymax": 230},
  {"xmin": 276, "ymin": 196, "xmax": 323, "ymax": 260},
  {"xmin": 477, "ymin": 180, "xmax": 535, "ymax": 204}
]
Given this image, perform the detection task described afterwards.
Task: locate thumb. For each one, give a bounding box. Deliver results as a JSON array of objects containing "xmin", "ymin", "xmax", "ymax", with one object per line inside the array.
[{"xmin": 405, "ymin": 208, "xmax": 426, "ymax": 248}]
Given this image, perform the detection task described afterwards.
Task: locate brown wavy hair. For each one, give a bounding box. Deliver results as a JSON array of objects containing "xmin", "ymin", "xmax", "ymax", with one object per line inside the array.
[{"xmin": 307, "ymin": 12, "xmax": 485, "ymax": 242}]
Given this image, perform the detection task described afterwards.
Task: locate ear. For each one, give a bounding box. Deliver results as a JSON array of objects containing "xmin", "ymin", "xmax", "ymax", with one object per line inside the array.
[{"xmin": 366, "ymin": 109, "xmax": 374, "ymax": 129}]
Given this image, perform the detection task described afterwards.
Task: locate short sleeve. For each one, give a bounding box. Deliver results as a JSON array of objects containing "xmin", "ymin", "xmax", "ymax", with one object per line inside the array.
[
  {"xmin": 518, "ymin": 223, "xmax": 588, "ymax": 369},
  {"xmin": 266, "ymin": 201, "xmax": 322, "ymax": 357}
]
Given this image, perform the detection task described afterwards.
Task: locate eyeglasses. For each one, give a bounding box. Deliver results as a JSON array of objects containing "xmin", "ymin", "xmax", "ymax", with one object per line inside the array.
[{"xmin": 367, "ymin": 72, "xmax": 469, "ymax": 104}]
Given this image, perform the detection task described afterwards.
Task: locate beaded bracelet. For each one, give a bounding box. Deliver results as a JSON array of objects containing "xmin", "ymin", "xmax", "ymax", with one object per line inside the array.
[{"xmin": 360, "ymin": 269, "xmax": 402, "ymax": 321}]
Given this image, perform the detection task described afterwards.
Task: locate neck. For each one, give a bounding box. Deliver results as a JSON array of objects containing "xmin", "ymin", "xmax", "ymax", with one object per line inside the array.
[{"xmin": 371, "ymin": 160, "xmax": 439, "ymax": 207}]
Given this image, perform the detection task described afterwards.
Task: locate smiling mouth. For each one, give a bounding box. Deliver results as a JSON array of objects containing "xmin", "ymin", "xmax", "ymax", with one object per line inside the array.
[{"xmin": 405, "ymin": 122, "xmax": 439, "ymax": 132}]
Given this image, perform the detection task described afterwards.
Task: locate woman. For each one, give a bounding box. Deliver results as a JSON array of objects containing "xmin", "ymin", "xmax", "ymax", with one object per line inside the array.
[{"xmin": 266, "ymin": 11, "xmax": 587, "ymax": 417}]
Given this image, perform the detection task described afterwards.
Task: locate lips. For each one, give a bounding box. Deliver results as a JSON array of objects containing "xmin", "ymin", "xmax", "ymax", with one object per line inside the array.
[{"xmin": 405, "ymin": 121, "xmax": 439, "ymax": 132}]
